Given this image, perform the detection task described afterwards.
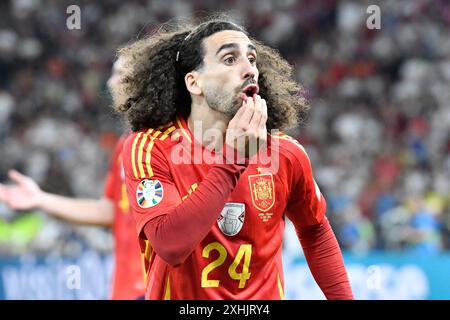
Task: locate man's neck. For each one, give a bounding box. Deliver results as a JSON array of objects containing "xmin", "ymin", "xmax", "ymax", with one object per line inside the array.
[{"xmin": 187, "ymin": 102, "xmax": 230, "ymax": 151}]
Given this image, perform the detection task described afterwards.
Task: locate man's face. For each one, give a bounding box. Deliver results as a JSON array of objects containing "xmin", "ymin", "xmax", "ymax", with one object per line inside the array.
[
  {"xmin": 197, "ymin": 30, "xmax": 259, "ymax": 117},
  {"xmin": 107, "ymin": 56, "xmax": 128, "ymax": 107}
]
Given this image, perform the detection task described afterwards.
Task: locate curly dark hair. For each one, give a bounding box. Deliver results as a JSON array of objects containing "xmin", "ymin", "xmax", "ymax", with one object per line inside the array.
[{"xmin": 116, "ymin": 16, "xmax": 309, "ymax": 131}]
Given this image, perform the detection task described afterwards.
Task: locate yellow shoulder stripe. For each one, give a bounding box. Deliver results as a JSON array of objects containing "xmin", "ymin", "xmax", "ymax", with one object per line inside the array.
[
  {"xmin": 131, "ymin": 132, "xmax": 143, "ymax": 179},
  {"xmin": 159, "ymin": 125, "xmax": 177, "ymax": 141},
  {"xmin": 176, "ymin": 116, "xmax": 192, "ymax": 143},
  {"xmin": 137, "ymin": 133, "xmax": 149, "ymax": 178},
  {"xmin": 132, "ymin": 125, "xmax": 177, "ymax": 179},
  {"xmin": 144, "ymin": 139, "xmax": 155, "ymax": 177}
]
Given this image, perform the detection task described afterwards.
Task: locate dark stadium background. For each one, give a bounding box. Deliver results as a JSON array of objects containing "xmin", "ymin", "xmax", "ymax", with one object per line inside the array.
[{"xmin": 0, "ymin": 0, "xmax": 449, "ymax": 299}]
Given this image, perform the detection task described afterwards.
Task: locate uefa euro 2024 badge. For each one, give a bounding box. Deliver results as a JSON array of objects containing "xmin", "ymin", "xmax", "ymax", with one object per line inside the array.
[
  {"xmin": 217, "ymin": 203, "xmax": 245, "ymax": 236},
  {"xmin": 136, "ymin": 179, "xmax": 164, "ymax": 208}
]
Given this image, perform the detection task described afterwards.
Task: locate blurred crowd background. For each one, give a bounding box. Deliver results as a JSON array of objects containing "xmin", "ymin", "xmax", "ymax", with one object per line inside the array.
[{"xmin": 0, "ymin": 0, "xmax": 449, "ymax": 257}]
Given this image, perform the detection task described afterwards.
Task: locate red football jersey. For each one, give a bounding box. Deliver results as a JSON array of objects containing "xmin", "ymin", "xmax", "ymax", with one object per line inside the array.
[
  {"xmin": 103, "ymin": 134, "xmax": 145, "ymax": 299},
  {"xmin": 123, "ymin": 116, "xmax": 326, "ymax": 299}
]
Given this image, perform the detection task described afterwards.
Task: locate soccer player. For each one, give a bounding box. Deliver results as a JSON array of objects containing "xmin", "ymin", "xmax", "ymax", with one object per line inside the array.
[
  {"xmin": 116, "ymin": 18, "xmax": 354, "ymax": 299},
  {"xmin": 0, "ymin": 57, "xmax": 145, "ymax": 300}
]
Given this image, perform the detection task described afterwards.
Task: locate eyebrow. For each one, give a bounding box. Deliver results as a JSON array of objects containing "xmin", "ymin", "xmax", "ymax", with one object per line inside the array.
[{"xmin": 215, "ymin": 43, "xmax": 257, "ymax": 56}]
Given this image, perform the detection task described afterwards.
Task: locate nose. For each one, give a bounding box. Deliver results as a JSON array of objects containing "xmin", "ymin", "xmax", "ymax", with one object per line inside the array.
[{"xmin": 242, "ymin": 60, "xmax": 257, "ymax": 81}]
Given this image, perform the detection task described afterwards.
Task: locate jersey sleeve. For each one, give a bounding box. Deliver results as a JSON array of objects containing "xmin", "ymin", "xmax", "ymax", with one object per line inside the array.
[
  {"xmin": 284, "ymin": 140, "xmax": 326, "ymax": 230},
  {"xmin": 103, "ymin": 135, "xmax": 125, "ymax": 200},
  {"xmin": 122, "ymin": 132, "xmax": 182, "ymax": 237},
  {"xmin": 103, "ymin": 165, "xmax": 115, "ymax": 200}
]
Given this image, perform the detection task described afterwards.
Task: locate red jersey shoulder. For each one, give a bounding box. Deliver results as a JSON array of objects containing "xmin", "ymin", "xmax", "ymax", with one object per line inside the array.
[
  {"xmin": 269, "ymin": 132, "xmax": 312, "ymax": 168},
  {"xmin": 114, "ymin": 133, "xmax": 128, "ymax": 154},
  {"xmin": 122, "ymin": 123, "xmax": 179, "ymax": 180},
  {"xmin": 103, "ymin": 133, "xmax": 129, "ymax": 200},
  {"xmin": 123, "ymin": 124, "xmax": 178, "ymax": 154}
]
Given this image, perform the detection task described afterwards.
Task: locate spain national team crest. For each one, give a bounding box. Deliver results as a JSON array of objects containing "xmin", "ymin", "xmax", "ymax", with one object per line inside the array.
[
  {"xmin": 248, "ymin": 173, "xmax": 275, "ymax": 212},
  {"xmin": 136, "ymin": 179, "xmax": 163, "ymax": 208},
  {"xmin": 217, "ymin": 203, "xmax": 245, "ymax": 236}
]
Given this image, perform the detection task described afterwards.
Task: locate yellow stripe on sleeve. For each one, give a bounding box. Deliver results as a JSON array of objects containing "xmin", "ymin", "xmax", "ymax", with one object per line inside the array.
[
  {"xmin": 141, "ymin": 239, "xmax": 152, "ymax": 285},
  {"xmin": 144, "ymin": 239, "xmax": 152, "ymax": 261},
  {"xmin": 164, "ymin": 275, "xmax": 171, "ymax": 300},
  {"xmin": 176, "ymin": 116, "xmax": 192, "ymax": 143},
  {"xmin": 131, "ymin": 132, "xmax": 143, "ymax": 179},
  {"xmin": 159, "ymin": 126, "xmax": 176, "ymax": 141},
  {"xmin": 277, "ymin": 274, "xmax": 285, "ymax": 300},
  {"xmin": 137, "ymin": 134, "xmax": 148, "ymax": 178},
  {"xmin": 145, "ymin": 139, "xmax": 155, "ymax": 177},
  {"xmin": 140, "ymin": 253, "xmax": 147, "ymax": 284},
  {"xmin": 133, "ymin": 126, "xmax": 173, "ymax": 179},
  {"xmin": 152, "ymin": 130, "xmax": 161, "ymax": 139}
]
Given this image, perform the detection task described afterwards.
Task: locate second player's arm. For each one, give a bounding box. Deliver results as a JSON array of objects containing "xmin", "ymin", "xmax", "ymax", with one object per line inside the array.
[
  {"xmin": 0, "ymin": 170, "xmax": 113, "ymax": 227},
  {"xmin": 37, "ymin": 193, "xmax": 113, "ymax": 227}
]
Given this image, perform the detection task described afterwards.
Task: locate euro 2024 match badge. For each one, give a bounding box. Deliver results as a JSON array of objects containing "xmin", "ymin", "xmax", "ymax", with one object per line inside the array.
[
  {"xmin": 217, "ymin": 203, "xmax": 245, "ymax": 236},
  {"xmin": 136, "ymin": 179, "xmax": 163, "ymax": 208}
]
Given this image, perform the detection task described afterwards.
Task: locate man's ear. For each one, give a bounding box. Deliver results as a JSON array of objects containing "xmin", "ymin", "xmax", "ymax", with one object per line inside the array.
[{"xmin": 185, "ymin": 71, "xmax": 202, "ymax": 95}]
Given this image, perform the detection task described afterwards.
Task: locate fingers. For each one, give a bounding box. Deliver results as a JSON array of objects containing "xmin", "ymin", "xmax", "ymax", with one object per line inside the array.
[
  {"xmin": 259, "ymin": 98, "xmax": 268, "ymax": 136},
  {"xmin": 246, "ymin": 94, "xmax": 262, "ymax": 133},
  {"xmin": 237, "ymin": 96, "xmax": 255, "ymax": 129},
  {"xmin": 228, "ymin": 98, "xmax": 248, "ymax": 128},
  {"xmin": 225, "ymin": 94, "xmax": 268, "ymax": 160},
  {"xmin": 8, "ymin": 170, "xmax": 29, "ymax": 185},
  {"xmin": 237, "ymin": 94, "xmax": 264, "ymax": 132},
  {"xmin": 229, "ymin": 95, "xmax": 265, "ymax": 132}
]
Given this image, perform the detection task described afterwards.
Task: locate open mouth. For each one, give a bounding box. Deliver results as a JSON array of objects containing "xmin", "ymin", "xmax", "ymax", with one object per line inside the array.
[{"xmin": 242, "ymin": 84, "xmax": 258, "ymax": 98}]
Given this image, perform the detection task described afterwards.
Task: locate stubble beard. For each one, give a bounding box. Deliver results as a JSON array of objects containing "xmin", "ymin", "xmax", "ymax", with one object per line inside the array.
[{"xmin": 205, "ymin": 86, "xmax": 242, "ymax": 118}]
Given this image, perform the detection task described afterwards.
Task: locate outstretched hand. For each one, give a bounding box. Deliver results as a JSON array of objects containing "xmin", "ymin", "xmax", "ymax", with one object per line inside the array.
[{"xmin": 0, "ymin": 170, "xmax": 43, "ymax": 210}]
